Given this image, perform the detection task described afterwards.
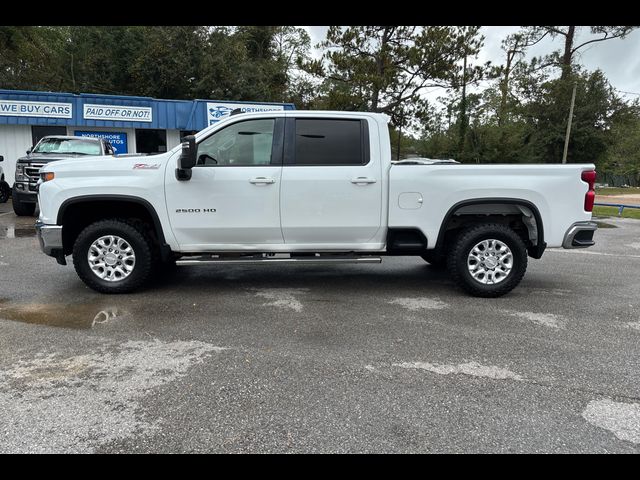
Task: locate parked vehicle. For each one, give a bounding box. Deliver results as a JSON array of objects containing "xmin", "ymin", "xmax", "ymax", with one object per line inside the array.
[
  {"xmin": 35, "ymin": 111, "xmax": 597, "ymax": 297},
  {"xmin": 13, "ymin": 135, "xmax": 115, "ymax": 216},
  {"xmin": 0, "ymin": 155, "xmax": 10, "ymax": 203}
]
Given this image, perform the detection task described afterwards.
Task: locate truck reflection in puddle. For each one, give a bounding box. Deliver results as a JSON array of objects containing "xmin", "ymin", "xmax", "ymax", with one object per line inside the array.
[
  {"xmin": 0, "ymin": 225, "xmax": 36, "ymax": 238},
  {"xmin": 0, "ymin": 300, "xmax": 126, "ymax": 329}
]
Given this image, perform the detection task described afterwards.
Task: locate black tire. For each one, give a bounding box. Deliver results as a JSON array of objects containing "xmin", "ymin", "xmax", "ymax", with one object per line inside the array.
[
  {"xmin": 72, "ymin": 219, "xmax": 154, "ymax": 294},
  {"xmin": 0, "ymin": 181, "xmax": 10, "ymax": 203},
  {"xmin": 420, "ymin": 250, "xmax": 447, "ymax": 269},
  {"xmin": 12, "ymin": 190, "xmax": 36, "ymax": 216},
  {"xmin": 447, "ymin": 223, "xmax": 528, "ymax": 298},
  {"xmin": 153, "ymin": 257, "xmax": 177, "ymax": 278},
  {"xmin": 160, "ymin": 258, "xmax": 178, "ymax": 274}
]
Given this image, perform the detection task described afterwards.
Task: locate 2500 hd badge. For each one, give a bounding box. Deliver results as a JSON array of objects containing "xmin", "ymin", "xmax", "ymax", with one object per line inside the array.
[{"xmin": 175, "ymin": 208, "xmax": 217, "ymax": 213}]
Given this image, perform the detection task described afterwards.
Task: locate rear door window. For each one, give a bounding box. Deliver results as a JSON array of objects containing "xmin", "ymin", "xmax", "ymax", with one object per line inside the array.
[{"xmin": 293, "ymin": 119, "xmax": 367, "ymax": 165}]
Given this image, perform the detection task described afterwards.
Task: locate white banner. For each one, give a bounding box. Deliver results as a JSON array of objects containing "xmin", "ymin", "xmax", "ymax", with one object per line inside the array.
[
  {"xmin": 83, "ymin": 104, "xmax": 152, "ymax": 122},
  {"xmin": 0, "ymin": 100, "xmax": 72, "ymax": 118},
  {"xmin": 207, "ymin": 102, "xmax": 284, "ymax": 125}
]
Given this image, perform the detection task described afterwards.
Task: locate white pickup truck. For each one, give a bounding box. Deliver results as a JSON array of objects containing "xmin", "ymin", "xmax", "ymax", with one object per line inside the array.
[{"xmin": 35, "ymin": 111, "xmax": 597, "ymax": 297}]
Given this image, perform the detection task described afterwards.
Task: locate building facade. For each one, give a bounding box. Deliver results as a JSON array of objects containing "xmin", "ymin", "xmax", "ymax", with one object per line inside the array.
[{"xmin": 0, "ymin": 89, "xmax": 295, "ymax": 184}]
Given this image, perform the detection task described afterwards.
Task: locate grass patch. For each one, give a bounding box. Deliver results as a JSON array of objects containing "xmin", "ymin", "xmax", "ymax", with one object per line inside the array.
[
  {"xmin": 595, "ymin": 187, "xmax": 640, "ymax": 196},
  {"xmin": 593, "ymin": 205, "xmax": 640, "ymax": 220}
]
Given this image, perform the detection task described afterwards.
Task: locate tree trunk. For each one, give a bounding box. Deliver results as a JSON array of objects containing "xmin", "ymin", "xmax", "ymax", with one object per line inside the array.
[
  {"xmin": 497, "ymin": 49, "xmax": 515, "ymax": 161},
  {"xmin": 498, "ymin": 50, "xmax": 514, "ymax": 129},
  {"xmin": 458, "ymin": 54, "xmax": 468, "ymax": 158},
  {"xmin": 70, "ymin": 52, "xmax": 76, "ymax": 92},
  {"xmin": 561, "ymin": 26, "xmax": 576, "ymax": 80},
  {"xmin": 371, "ymin": 26, "xmax": 391, "ymax": 112},
  {"xmin": 371, "ymin": 80, "xmax": 380, "ymax": 111}
]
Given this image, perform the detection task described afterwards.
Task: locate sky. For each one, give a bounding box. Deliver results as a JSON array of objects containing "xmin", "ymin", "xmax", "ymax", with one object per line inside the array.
[{"xmin": 302, "ymin": 26, "xmax": 640, "ymax": 104}]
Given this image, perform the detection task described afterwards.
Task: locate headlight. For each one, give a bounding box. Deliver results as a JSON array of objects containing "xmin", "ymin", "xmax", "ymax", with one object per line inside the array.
[
  {"xmin": 15, "ymin": 165, "xmax": 27, "ymax": 181},
  {"xmin": 40, "ymin": 172, "xmax": 55, "ymax": 182}
]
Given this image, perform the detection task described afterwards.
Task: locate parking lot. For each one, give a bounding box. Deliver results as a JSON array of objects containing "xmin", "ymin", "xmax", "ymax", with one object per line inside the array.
[{"xmin": 0, "ymin": 200, "xmax": 639, "ymax": 453}]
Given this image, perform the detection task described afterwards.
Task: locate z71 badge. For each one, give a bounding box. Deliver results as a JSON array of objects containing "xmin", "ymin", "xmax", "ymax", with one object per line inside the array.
[{"xmin": 133, "ymin": 163, "xmax": 161, "ymax": 170}]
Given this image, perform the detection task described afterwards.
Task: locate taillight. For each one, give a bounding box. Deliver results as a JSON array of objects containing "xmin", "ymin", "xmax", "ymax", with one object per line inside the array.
[{"xmin": 581, "ymin": 170, "xmax": 596, "ymax": 212}]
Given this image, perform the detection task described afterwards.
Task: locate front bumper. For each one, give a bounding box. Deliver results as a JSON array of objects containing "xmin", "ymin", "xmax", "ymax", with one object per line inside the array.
[
  {"xmin": 35, "ymin": 221, "xmax": 65, "ymax": 264},
  {"xmin": 12, "ymin": 182, "xmax": 38, "ymax": 203},
  {"xmin": 562, "ymin": 221, "xmax": 597, "ymax": 249}
]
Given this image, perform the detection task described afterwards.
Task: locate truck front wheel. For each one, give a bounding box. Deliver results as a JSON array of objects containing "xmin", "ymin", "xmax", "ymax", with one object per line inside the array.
[
  {"xmin": 72, "ymin": 219, "xmax": 153, "ymax": 294},
  {"xmin": 12, "ymin": 191, "xmax": 36, "ymax": 216},
  {"xmin": 0, "ymin": 181, "xmax": 10, "ymax": 203},
  {"xmin": 447, "ymin": 224, "xmax": 528, "ymax": 298}
]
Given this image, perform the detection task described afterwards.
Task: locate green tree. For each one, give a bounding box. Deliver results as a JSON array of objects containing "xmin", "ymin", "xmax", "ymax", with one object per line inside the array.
[
  {"xmin": 233, "ymin": 26, "xmax": 286, "ymax": 101},
  {"xmin": 411, "ymin": 27, "xmax": 640, "ymax": 169},
  {"xmin": 196, "ymin": 26, "xmax": 311, "ymax": 103},
  {"xmin": 603, "ymin": 103, "xmax": 640, "ymax": 181},
  {"xmin": 272, "ymin": 26, "xmax": 312, "ymax": 104},
  {"xmin": 311, "ymin": 26, "xmax": 486, "ymax": 128},
  {"xmin": 61, "ymin": 26, "xmax": 146, "ymax": 95},
  {"xmin": 518, "ymin": 69, "xmax": 629, "ymax": 164},
  {"xmin": 1, "ymin": 26, "xmax": 312, "ymax": 104},
  {"xmin": 0, "ymin": 26, "xmax": 67, "ymax": 91},
  {"xmin": 450, "ymin": 27, "xmax": 492, "ymax": 157},
  {"xmin": 127, "ymin": 26, "xmax": 207, "ymax": 99},
  {"xmin": 526, "ymin": 26, "xmax": 637, "ymax": 80}
]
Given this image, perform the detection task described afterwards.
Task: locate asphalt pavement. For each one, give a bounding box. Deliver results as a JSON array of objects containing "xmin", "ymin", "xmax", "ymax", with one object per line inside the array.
[{"xmin": 0, "ymin": 200, "xmax": 639, "ymax": 453}]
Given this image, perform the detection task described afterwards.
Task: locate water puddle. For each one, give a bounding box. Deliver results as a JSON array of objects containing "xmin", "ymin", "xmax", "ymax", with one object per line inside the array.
[
  {"xmin": 0, "ymin": 300, "xmax": 128, "ymax": 329},
  {"xmin": 594, "ymin": 221, "xmax": 617, "ymax": 229},
  {"xmin": 0, "ymin": 225, "xmax": 36, "ymax": 238}
]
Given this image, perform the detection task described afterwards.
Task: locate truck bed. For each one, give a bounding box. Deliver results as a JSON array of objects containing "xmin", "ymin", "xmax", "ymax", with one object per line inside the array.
[{"xmin": 389, "ymin": 163, "xmax": 594, "ymax": 248}]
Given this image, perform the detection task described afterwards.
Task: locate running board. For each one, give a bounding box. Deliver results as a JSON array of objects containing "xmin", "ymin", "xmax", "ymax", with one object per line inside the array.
[{"xmin": 176, "ymin": 255, "xmax": 382, "ymax": 266}]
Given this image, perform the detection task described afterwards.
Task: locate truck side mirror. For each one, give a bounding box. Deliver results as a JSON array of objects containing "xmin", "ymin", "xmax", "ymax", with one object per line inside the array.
[
  {"xmin": 176, "ymin": 135, "xmax": 197, "ymax": 181},
  {"xmin": 0, "ymin": 155, "xmax": 3, "ymax": 162},
  {"xmin": 26, "ymin": 148, "xmax": 32, "ymax": 155}
]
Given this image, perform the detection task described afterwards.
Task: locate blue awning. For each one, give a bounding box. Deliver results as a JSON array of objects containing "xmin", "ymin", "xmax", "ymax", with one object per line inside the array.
[{"xmin": 0, "ymin": 89, "xmax": 295, "ymax": 131}]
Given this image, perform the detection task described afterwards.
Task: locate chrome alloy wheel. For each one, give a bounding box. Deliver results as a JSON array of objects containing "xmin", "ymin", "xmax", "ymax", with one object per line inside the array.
[
  {"xmin": 467, "ymin": 239, "xmax": 513, "ymax": 285},
  {"xmin": 87, "ymin": 235, "xmax": 136, "ymax": 282}
]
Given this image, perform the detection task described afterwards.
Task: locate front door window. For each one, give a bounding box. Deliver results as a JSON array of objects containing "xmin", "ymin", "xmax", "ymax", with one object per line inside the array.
[{"xmin": 196, "ymin": 119, "xmax": 275, "ymax": 167}]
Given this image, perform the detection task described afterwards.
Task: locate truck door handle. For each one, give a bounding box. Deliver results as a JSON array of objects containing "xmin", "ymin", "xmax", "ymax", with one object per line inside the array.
[
  {"xmin": 249, "ymin": 177, "xmax": 276, "ymax": 185},
  {"xmin": 351, "ymin": 177, "xmax": 377, "ymax": 185}
]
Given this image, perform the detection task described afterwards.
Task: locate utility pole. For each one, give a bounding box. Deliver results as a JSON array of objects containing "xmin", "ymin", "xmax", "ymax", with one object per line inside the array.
[{"xmin": 562, "ymin": 82, "xmax": 577, "ymax": 164}]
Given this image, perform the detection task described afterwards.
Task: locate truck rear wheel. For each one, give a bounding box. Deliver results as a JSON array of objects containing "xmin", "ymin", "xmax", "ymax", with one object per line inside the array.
[
  {"xmin": 447, "ymin": 223, "xmax": 528, "ymax": 298},
  {"xmin": 72, "ymin": 219, "xmax": 153, "ymax": 294},
  {"xmin": 12, "ymin": 190, "xmax": 36, "ymax": 216}
]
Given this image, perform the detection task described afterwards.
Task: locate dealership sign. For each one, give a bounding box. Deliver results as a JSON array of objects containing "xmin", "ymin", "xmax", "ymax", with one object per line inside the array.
[
  {"xmin": 75, "ymin": 130, "xmax": 128, "ymax": 154},
  {"xmin": 206, "ymin": 102, "xmax": 285, "ymax": 125},
  {"xmin": 83, "ymin": 104, "xmax": 152, "ymax": 122},
  {"xmin": 0, "ymin": 100, "xmax": 72, "ymax": 118}
]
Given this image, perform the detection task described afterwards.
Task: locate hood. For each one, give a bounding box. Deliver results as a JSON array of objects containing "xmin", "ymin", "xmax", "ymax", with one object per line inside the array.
[
  {"xmin": 17, "ymin": 153, "xmax": 93, "ymax": 164},
  {"xmin": 42, "ymin": 153, "xmax": 166, "ymax": 172}
]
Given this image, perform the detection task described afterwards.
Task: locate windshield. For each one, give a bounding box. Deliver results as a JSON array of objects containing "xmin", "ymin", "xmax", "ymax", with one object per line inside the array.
[{"xmin": 32, "ymin": 138, "xmax": 101, "ymax": 155}]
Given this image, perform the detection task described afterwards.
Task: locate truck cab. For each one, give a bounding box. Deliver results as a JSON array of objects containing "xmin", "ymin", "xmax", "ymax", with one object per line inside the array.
[{"xmin": 13, "ymin": 135, "xmax": 115, "ymax": 216}]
